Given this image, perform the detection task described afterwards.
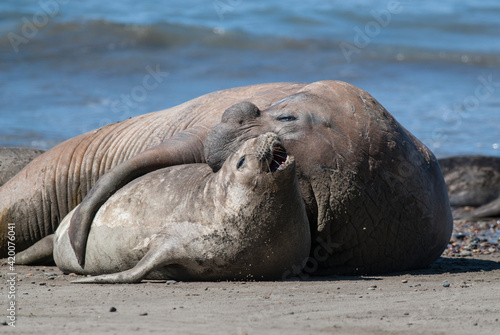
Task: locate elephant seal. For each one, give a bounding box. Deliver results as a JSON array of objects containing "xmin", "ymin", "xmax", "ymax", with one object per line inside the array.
[
  {"xmin": 439, "ymin": 155, "xmax": 500, "ymax": 219},
  {"xmin": 0, "ymin": 147, "xmax": 45, "ymax": 187},
  {"xmin": 1, "ymin": 81, "xmax": 452, "ymax": 275},
  {"xmin": 16, "ymin": 133, "xmax": 310, "ymax": 283}
]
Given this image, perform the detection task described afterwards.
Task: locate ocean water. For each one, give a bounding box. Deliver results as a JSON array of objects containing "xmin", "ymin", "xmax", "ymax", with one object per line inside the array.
[{"xmin": 1, "ymin": 0, "xmax": 499, "ymax": 158}]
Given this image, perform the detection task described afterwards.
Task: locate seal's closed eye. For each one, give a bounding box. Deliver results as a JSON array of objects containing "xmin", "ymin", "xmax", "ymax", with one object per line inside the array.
[
  {"xmin": 276, "ymin": 113, "xmax": 298, "ymax": 122},
  {"xmin": 236, "ymin": 156, "xmax": 246, "ymax": 169}
]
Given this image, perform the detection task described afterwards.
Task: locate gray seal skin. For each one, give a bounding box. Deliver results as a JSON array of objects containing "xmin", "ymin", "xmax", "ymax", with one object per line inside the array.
[
  {"xmin": 0, "ymin": 147, "xmax": 45, "ymax": 187},
  {"xmin": 1, "ymin": 81, "xmax": 452, "ymax": 275},
  {"xmin": 439, "ymin": 155, "xmax": 500, "ymax": 219},
  {"xmin": 17, "ymin": 133, "xmax": 311, "ymax": 283}
]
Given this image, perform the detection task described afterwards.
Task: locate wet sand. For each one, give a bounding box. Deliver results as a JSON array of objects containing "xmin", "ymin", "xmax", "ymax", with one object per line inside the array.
[{"xmin": 1, "ymin": 231, "xmax": 499, "ymax": 334}]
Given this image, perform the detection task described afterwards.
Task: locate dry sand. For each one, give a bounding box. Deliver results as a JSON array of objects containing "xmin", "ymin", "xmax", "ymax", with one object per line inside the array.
[{"xmin": 1, "ymin": 252, "xmax": 499, "ymax": 335}]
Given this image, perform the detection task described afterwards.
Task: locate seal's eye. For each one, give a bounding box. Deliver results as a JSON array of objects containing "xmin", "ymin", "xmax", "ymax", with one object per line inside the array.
[
  {"xmin": 236, "ymin": 156, "xmax": 246, "ymax": 169},
  {"xmin": 276, "ymin": 113, "xmax": 298, "ymax": 122}
]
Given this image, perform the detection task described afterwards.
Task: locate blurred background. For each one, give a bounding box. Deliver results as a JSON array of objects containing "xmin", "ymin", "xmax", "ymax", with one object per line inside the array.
[{"xmin": 1, "ymin": 0, "xmax": 499, "ymax": 157}]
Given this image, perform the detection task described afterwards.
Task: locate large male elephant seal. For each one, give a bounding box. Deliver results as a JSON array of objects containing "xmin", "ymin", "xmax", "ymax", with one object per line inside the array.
[
  {"xmin": 1, "ymin": 80, "xmax": 452, "ymax": 275},
  {"xmin": 439, "ymin": 155, "xmax": 500, "ymax": 219},
  {"xmin": 17, "ymin": 133, "xmax": 310, "ymax": 283}
]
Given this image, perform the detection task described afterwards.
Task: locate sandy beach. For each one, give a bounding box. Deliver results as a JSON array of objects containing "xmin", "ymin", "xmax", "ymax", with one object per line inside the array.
[{"xmin": 1, "ymin": 251, "xmax": 499, "ymax": 334}]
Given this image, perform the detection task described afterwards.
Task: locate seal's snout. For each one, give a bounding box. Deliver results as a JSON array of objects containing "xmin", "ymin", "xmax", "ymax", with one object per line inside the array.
[{"xmin": 256, "ymin": 133, "xmax": 291, "ymax": 173}]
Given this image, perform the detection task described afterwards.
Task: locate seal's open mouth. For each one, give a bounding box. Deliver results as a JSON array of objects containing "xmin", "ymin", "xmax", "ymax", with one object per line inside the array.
[{"xmin": 269, "ymin": 144, "xmax": 290, "ymax": 173}]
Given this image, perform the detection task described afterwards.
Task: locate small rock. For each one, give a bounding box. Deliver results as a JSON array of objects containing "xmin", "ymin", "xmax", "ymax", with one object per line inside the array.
[
  {"xmin": 368, "ymin": 285, "xmax": 377, "ymax": 290},
  {"xmin": 470, "ymin": 237, "xmax": 480, "ymax": 244},
  {"xmin": 401, "ymin": 279, "xmax": 408, "ymax": 283},
  {"xmin": 139, "ymin": 312, "xmax": 148, "ymax": 316},
  {"xmin": 109, "ymin": 307, "xmax": 117, "ymax": 312},
  {"xmin": 39, "ymin": 282, "xmax": 46, "ymax": 286},
  {"xmin": 166, "ymin": 280, "xmax": 177, "ymax": 285},
  {"xmin": 442, "ymin": 281, "xmax": 450, "ymax": 288},
  {"xmin": 460, "ymin": 250, "xmax": 472, "ymax": 257},
  {"xmin": 1, "ymin": 320, "xmax": 7, "ymax": 326}
]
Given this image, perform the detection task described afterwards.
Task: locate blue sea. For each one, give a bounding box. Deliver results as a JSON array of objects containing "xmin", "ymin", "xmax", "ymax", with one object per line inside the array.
[{"xmin": 1, "ymin": 0, "xmax": 499, "ymax": 158}]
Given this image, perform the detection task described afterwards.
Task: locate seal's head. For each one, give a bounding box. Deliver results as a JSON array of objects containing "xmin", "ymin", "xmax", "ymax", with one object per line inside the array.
[{"xmin": 220, "ymin": 132, "xmax": 295, "ymax": 191}]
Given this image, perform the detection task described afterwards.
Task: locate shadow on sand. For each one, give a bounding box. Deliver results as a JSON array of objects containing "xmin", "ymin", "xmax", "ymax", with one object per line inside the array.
[
  {"xmin": 415, "ymin": 256, "xmax": 500, "ymax": 274},
  {"xmin": 304, "ymin": 257, "xmax": 500, "ymax": 282}
]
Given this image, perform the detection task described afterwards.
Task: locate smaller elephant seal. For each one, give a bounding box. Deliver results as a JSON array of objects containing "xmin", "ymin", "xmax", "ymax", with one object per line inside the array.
[
  {"xmin": 15, "ymin": 133, "xmax": 310, "ymax": 283},
  {"xmin": 439, "ymin": 155, "xmax": 500, "ymax": 219},
  {"xmin": 0, "ymin": 147, "xmax": 45, "ymax": 187}
]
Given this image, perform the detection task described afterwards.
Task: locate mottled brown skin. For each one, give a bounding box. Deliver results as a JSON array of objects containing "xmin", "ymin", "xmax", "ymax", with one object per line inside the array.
[
  {"xmin": 439, "ymin": 155, "xmax": 500, "ymax": 219},
  {"xmin": 1, "ymin": 81, "xmax": 452, "ymax": 275}
]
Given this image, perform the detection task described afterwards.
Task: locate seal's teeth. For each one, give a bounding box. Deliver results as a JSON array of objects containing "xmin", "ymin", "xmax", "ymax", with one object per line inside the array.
[
  {"xmin": 276, "ymin": 154, "xmax": 290, "ymax": 171},
  {"xmin": 268, "ymin": 143, "xmax": 287, "ymax": 173}
]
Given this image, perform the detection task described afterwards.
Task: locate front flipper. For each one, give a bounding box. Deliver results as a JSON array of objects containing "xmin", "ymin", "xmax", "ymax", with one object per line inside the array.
[
  {"xmin": 14, "ymin": 235, "xmax": 55, "ymax": 265},
  {"xmin": 69, "ymin": 128, "xmax": 207, "ymax": 266},
  {"xmin": 454, "ymin": 197, "xmax": 500, "ymax": 220},
  {"xmin": 72, "ymin": 237, "xmax": 176, "ymax": 284}
]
